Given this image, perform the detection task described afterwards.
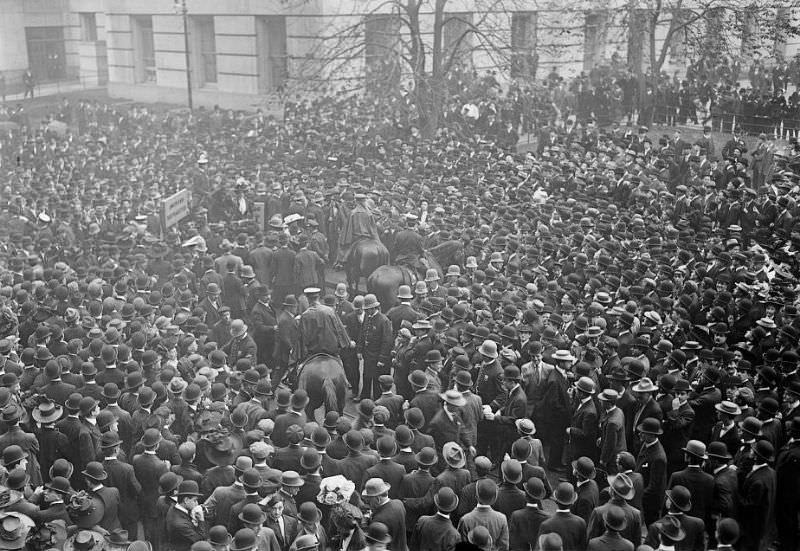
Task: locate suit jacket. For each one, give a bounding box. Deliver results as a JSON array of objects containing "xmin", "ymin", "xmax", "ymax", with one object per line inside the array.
[
  {"xmin": 509, "ymin": 505, "xmax": 550, "ymax": 551},
  {"xmin": 587, "ymin": 499, "xmax": 643, "ymax": 548},
  {"xmin": 222, "ymin": 333, "xmax": 258, "ymax": 367},
  {"xmin": 711, "ymin": 464, "xmax": 738, "ymax": 519},
  {"xmin": 250, "ymin": 300, "xmax": 278, "ymax": 358},
  {"xmin": 271, "ymin": 247, "xmax": 296, "ymax": 287},
  {"xmin": 541, "ymin": 368, "xmax": 571, "ymax": 437},
  {"xmin": 103, "ymin": 457, "xmax": 141, "ymax": 526},
  {"xmin": 372, "ymin": 499, "xmax": 408, "ymax": 551},
  {"xmin": 572, "ymin": 480, "xmax": 599, "ymax": 523},
  {"xmin": 428, "ymin": 408, "xmax": 471, "ymax": 451},
  {"xmin": 410, "ymin": 389, "xmax": 442, "ymax": 431},
  {"xmin": 494, "ymin": 482, "xmax": 526, "ymax": 519},
  {"xmin": 668, "ymin": 466, "xmax": 714, "ymax": 525},
  {"xmin": 492, "ymin": 384, "xmax": 527, "ymax": 425},
  {"xmin": 411, "ymin": 513, "xmax": 461, "ymax": 551},
  {"xmin": 90, "ymin": 485, "xmax": 121, "ymax": 531},
  {"xmin": 738, "ymin": 465, "xmax": 776, "ymax": 551},
  {"xmin": 363, "ymin": 459, "xmax": 406, "ymax": 499},
  {"xmin": 636, "ymin": 440, "xmax": 668, "ymax": 524},
  {"xmin": 628, "ymin": 398, "xmax": 663, "ymax": 451},
  {"xmin": 599, "ymin": 407, "xmax": 626, "ymax": 470},
  {"xmin": 76, "ymin": 420, "xmax": 102, "ymax": 476},
  {"xmin": 205, "ymin": 483, "xmax": 247, "ymax": 527},
  {"xmin": 644, "ymin": 513, "xmax": 705, "ymax": 551},
  {"xmin": 166, "ymin": 504, "xmax": 206, "ymax": 551},
  {"xmin": 265, "ymin": 515, "xmax": 299, "ymax": 551},
  {"xmin": 538, "ymin": 511, "xmax": 587, "ymax": 551},
  {"xmin": 386, "ymin": 303, "xmax": 421, "ymax": 334},
  {"xmin": 458, "ymin": 507, "xmax": 508, "ymax": 551},
  {"xmin": 569, "ymin": 398, "xmax": 599, "ymax": 462},
  {"xmin": 587, "ymin": 531, "xmax": 634, "ymax": 551},
  {"xmin": 337, "ymin": 451, "xmax": 377, "ymax": 493},
  {"xmin": 132, "ymin": 452, "xmax": 168, "ymax": 518},
  {"xmin": 475, "ymin": 359, "xmax": 504, "ymax": 406},
  {"xmin": 249, "ymin": 246, "xmax": 274, "ymax": 286}
]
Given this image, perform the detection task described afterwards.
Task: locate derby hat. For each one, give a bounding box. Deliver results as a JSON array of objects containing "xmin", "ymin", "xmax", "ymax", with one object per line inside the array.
[
  {"xmin": 637, "ymin": 417, "xmax": 663, "ymax": 435},
  {"xmin": 666, "ymin": 485, "xmax": 692, "ymax": 512},
  {"xmin": 553, "ymin": 482, "xmax": 577, "ymax": 505},
  {"xmin": 571, "ymin": 456, "xmax": 596, "ymax": 480},
  {"xmin": 682, "ymin": 440, "xmax": 708, "ymax": 459},
  {"xmin": 415, "ymin": 447, "xmax": 437, "ymax": 466},
  {"xmin": 434, "ymin": 487, "xmax": 459, "ymax": 513}
]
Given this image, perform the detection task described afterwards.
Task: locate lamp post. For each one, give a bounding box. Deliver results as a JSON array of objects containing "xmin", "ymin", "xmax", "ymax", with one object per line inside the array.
[{"xmin": 175, "ymin": 0, "xmax": 193, "ymax": 109}]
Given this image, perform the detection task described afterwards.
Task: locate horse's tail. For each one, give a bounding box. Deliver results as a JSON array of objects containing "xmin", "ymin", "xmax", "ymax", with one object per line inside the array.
[{"xmin": 322, "ymin": 377, "xmax": 338, "ymax": 413}]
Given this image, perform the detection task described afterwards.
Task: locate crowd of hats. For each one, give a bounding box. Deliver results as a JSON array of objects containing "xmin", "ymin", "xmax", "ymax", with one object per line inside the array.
[{"xmin": 1, "ymin": 58, "xmax": 800, "ymax": 551}]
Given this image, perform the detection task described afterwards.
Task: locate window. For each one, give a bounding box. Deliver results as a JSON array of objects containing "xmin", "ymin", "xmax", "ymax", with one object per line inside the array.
[
  {"xmin": 443, "ymin": 12, "xmax": 474, "ymax": 67},
  {"xmin": 583, "ymin": 10, "xmax": 608, "ymax": 71},
  {"xmin": 132, "ymin": 16, "xmax": 155, "ymax": 83},
  {"xmin": 510, "ymin": 12, "xmax": 538, "ymax": 79},
  {"xmin": 25, "ymin": 27, "xmax": 67, "ymax": 82},
  {"xmin": 257, "ymin": 16, "xmax": 288, "ymax": 93},
  {"xmin": 80, "ymin": 13, "xmax": 98, "ymax": 42},
  {"xmin": 192, "ymin": 16, "xmax": 216, "ymax": 85},
  {"xmin": 364, "ymin": 13, "xmax": 400, "ymax": 90}
]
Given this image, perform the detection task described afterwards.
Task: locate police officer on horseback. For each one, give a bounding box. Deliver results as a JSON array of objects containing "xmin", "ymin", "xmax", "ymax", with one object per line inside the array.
[
  {"xmin": 393, "ymin": 213, "xmax": 429, "ymax": 278},
  {"xmin": 297, "ymin": 287, "xmax": 353, "ymax": 362},
  {"xmin": 336, "ymin": 193, "xmax": 381, "ymax": 268}
]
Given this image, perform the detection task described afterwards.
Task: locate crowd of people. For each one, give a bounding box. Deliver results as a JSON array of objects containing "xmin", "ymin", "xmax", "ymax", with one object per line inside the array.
[{"xmin": 0, "ymin": 54, "xmax": 800, "ymax": 551}]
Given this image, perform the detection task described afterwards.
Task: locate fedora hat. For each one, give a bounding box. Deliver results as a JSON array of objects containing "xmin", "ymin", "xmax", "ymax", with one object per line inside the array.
[
  {"xmin": 574, "ymin": 376, "xmax": 596, "ymax": 395},
  {"xmin": 32, "ymin": 400, "xmax": 63, "ymax": 424},
  {"xmin": 607, "ymin": 473, "xmax": 636, "ymax": 500},
  {"xmin": 442, "ymin": 442, "xmax": 466, "ymax": 469},
  {"xmin": 553, "ymin": 481, "xmax": 577, "ymax": 505},
  {"xmin": 434, "ymin": 486, "xmax": 459, "ymax": 512},
  {"xmin": 657, "ymin": 516, "xmax": 686, "ymax": 542},
  {"xmin": 361, "ymin": 478, "xmax": 391, "ymax": 497},
  {"xmin": 516, "ymin": 418, "xmax": 536, "ymax": 435},
  {"xmin": 631, "ymin": 377, "xmax": 657, "ymax": 393},
  {"xmin": 440, "ymin": 389, "xmax": 466, "ymax": 407}
]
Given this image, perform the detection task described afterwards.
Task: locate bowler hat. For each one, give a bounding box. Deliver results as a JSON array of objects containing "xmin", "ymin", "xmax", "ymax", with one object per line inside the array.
[
  {"xmin": 415, "ymin": 447, "xmax": 437, "ymax": 466},
  {"xmin": 571, "ymin": 456, "xmax": 596, "ymax": 479},
  {"xmin": 637, "ymin": 417, "xmax": 663, "ymax": 435},
  {"xmin": 553, "ymin": 482, "xmax": 577, "ymax": 505},
  {"xmin": 434, "ymin": 486, "xmax": 459, "ymax": 512},
  {"xmin": 666, "ymin": 485, "xmax": 692, "ymax": 512},
  {"xmin": 475, "ymin": 478, "xmax": 497, "ymax": 505},
  {"xmin": 682, "ymin": 440, "xmax": 708, "ymax": 459}
]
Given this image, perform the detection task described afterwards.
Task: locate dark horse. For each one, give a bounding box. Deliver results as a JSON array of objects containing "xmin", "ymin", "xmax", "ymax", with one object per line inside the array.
[
  {"xmin": 428, "ymin": 240, "xmax": 465, "ymax": 270},
  {"xmin": 294, "ymin": 354, "xmax": 347, "ymax": 420},
  {"xmin": 344, "ymin": 239, "xmax": 390, "ymax": 296},
  {"xmin": 367, "ymin": 251, "xmax": 445, "ymax": 312}
]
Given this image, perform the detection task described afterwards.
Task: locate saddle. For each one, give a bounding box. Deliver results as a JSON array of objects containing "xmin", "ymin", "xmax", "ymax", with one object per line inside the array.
[{"xmin": 282, "ymin": 352, "xmax": 341, "ymax": 388}]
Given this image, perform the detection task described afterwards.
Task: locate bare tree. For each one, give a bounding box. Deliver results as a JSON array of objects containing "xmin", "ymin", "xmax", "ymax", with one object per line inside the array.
[{"xmin": 292, "ymin": 0, "xmax": 533, "ymax": 137}]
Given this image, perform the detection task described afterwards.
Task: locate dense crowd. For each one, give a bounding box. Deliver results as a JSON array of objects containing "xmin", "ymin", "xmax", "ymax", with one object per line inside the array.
[{"xmin": 0, "ymin": 57, "xmax": 799, "ymax": 551}]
